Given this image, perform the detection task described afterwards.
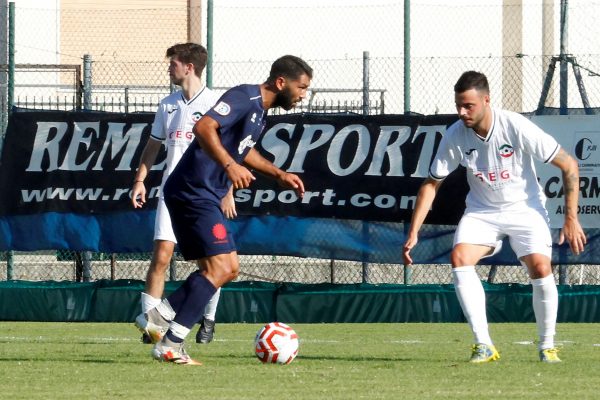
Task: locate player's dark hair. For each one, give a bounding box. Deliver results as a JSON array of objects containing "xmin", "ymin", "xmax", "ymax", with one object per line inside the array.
[
  {"xmin": 267, "ymin": 55, "xmax": 313, "ymax": 84},
  {"xmin": 166, "ymin": 43, "xmax": 208, "ymax": 78},
  {"xmin": 454, "ymin": 71, "xmax": 489, "ymax": 94}
]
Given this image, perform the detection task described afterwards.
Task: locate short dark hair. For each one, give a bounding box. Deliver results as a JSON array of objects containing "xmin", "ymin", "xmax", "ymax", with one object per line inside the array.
[
  {"xmin": 166, "ymin": 43, "xmax": 208, "ymax": 78},
  {"xmin": 267, "ymin": 55, "xmax": 313, "ymax": 84},
  {"xmin": 454, "ymin": 71, "xmax": 489, "ymax": 94}
]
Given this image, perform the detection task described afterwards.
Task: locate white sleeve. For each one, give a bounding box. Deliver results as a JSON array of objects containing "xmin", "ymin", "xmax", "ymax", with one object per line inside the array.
[
  {"xmin": 150, "ymin": 104, "xmax": 166, "ymax": 141},
  {"xmin": 429, "ymin": 130, "xmax": 461, "ymax": 180},
  {"xmin": 517, "ymin": 114, "xmax": 560, "ymax": 163}
]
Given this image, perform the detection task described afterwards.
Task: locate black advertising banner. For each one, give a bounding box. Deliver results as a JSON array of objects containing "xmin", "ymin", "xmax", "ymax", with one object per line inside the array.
[
  {"xmin": 236, "ymin": 113, "xmax": 467, "ymax": 224},
  {"xmin": 0, "ymin": 109, "xmax": 163, "ymax": 215},
  {"xmin": 0, "ymin": 109, "xmax": 466, "ymax": 224}
]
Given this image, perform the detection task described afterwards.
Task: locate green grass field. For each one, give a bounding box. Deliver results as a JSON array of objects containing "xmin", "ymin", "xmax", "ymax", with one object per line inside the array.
[{"xmin": 0, "ymin": 322, "xmax": 599, "ymax": 399}]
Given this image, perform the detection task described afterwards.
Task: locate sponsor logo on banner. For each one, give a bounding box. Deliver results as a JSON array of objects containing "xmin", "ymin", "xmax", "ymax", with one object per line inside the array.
[{"xmin": 530, "ymin": 115, "xmax": 600, "ymax": 229}]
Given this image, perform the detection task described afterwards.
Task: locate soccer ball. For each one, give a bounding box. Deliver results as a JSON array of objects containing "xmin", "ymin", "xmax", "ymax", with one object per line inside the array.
[{"xmin": 254, "ymin": 322, "xmax": 299, "ymax": 365}]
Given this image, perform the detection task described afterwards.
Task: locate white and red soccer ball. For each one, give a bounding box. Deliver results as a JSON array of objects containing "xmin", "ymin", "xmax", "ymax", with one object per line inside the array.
[{"xmin": 254, "ymin": 322, "xmax": 299, "ymax": 365}]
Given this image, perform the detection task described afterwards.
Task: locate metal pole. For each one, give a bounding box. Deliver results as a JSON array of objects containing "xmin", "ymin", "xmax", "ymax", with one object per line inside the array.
[
  {"xmin": 5, "ymin": 2, "xmax": 16, "ymax": 281},
  {"xmin": 7, "ymin": 2, "xmax": 14, "ymax": 112},
  {"xmin": 81, "ymin": 53, "xmax": 93, "ymax": 281},
  {"xmin": 124, "ymin": 87, "xmax": 129, "ymax": 113},
  {"xmin": 360, "ymin": 53, "xmax": 371, "ymax": 282},
  {"xmin": 206, "ymin": 0, "xmax": 214, "ymax": 89},
  {"xmin": 559, "ymin": 0, "xmax": 568, "ymax": 115},
  {"xmin": 83, "ymin": 54, "xmax": 92, "ymax": 109},
  {"xmin": 403, "ymin": 0, "xmax": 411, "ymax": 114},
  {"xmin": 362, "ymin": 51, "xmax": 370, "ymax": 115}
]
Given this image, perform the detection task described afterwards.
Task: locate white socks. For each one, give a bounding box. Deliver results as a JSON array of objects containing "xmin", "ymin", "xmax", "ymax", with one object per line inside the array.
[
  {"xmin": 142, "ymin": 288, "xmax": 221, "ymax": 321},
  {"xmin": 452, "ymin": 266, "xmax": 493, "ymax": 346},
  {"xmin": 168, "ymin": 321, "xmax": 191, "ymax": 341},
  {"xmin": 203, "ymin": 288, "xmax": 221, "ymax": 320},
  {"xmin": 155, "ymin": 298, "xmax": 176, "ymax": 321},
  {"xmin": 531, "ymin": 274, "xmax": 558, "ymax": 350},
  {"xmin": 141, "ymin": 292, "xmax": 162, "ymax": 314}
]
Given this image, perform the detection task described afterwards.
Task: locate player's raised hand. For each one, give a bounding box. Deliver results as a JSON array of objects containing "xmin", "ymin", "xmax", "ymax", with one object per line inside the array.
[
  {"xmin": 559, "ymin": 218, "xmax": 587, "ymax": 255},
  {"xmin": 225, "ymin": 162, "xmax": 256, "ymax": 189},
  {"xmin": 278, "ymin": 172, "xmax": 305, "ymax": 198},
  {"xmin": 131, "ymin": 181, "xmax": 146, "ymax": 208}
]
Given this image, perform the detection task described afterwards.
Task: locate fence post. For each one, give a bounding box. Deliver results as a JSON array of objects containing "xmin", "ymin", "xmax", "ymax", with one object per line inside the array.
[
  {"xmin": 362, "ymin": 51, "xmax": 369, "ymax": 115},
  {"xmin": 403, "ymin": 0, "xmax": 411, "ymax": 114},
  {"xmin": 361, "ymin": 51, "xmax": 371, "ymax": 284},
  {"xmin": 559, "ymin": 0, "xmax": 568, "ymax": 115},
  {"xmin": 557, "ymin": 1, "xmax": 570, "ymax": 284},
  {"xmin": 81, "ymin": 54, "xmax": 93, "ymax": 281},
  {"xmin": 206, "ymin": 0, "xmax": 214, "ymax": 89},
  {"xmin": 83, "ymin": 54, "xmax": 92, "ymax": 109},
  {"xmin": 4, "ymin": 2, "xmax": 16, "ymax": 280},
  {"xmin": 124, "ymin": 87, "xmax": 129, "ymax": 113}
]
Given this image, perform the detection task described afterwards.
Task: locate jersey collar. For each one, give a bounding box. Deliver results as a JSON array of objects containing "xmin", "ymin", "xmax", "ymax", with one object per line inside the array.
[
  {"xmin": 473, "ymin": 108, "xmax": 496, "ymax": 143},
  {"xmin": 181, "ymin": 86, "xmax": 207, "ymax": 105}
]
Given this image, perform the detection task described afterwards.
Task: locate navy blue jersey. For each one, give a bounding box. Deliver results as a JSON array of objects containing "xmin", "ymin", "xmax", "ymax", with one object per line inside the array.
[{"xmin": 164, "ymin": 84, "xmax": 266, "ymax": 204}]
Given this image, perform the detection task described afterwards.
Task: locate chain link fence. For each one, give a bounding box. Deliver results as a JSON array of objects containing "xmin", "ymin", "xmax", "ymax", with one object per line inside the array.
[{"xmin": 1, "ymin": 1, "xmax": 599, "ymax": 284}]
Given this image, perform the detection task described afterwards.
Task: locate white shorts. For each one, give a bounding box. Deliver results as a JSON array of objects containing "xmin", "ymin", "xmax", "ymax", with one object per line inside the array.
[
  {"xmin": 154, "ymin": 197, "xmax": 177, "ymax": 243},
  {"xmin": 453, "ymin": 208, "xmax": 552, "ymax": 259}
]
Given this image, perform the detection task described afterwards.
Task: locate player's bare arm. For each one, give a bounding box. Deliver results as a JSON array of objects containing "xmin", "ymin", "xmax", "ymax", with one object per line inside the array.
[
  {"xmin": 193, "ymin": 116, "xmax": 256, "ymax": 189},
  {"xmin": 403, "ymin": 178, "xmax": 443, "ymax": 265},
  {"xmin": 243, "ymin": 148, "xmax": 305, "ymax": 198},
  {"xmin": 132, "ymin": 138, "xmax": 163, "ymax": 208},
  {"xmin": 550, "ymin": 148, "xmax": 587, "ymax": 255}
]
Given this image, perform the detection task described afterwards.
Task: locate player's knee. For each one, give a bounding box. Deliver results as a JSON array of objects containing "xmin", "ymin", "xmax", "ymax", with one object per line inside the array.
[
  {"xmin": 450, "ymin": 249, "xmax": 467, "ymax": 267},
  {"xmin": 229, "ymin": 261, "xmax": 240, "ymax": 280},
  {"xmin": 221, "ymin": 260, "xmax": 239, "ymax": 282}
]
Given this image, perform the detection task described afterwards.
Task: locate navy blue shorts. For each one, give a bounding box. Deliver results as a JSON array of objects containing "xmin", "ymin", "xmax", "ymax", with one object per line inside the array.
[{"xmin": 164, "ymin": 197, "xmax": 236, "ymax": 261}]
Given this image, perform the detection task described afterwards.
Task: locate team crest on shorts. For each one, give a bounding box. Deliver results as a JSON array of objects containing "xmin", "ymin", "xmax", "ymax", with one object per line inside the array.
[
  {"xmin": 212, "ymin": 223, "xmax": 228, "ymax": 243},
  {"xmin": 498, "ymin": 144, "xmax": 514, "ymax": 158},
  {"xmin": 213, "ymin": 101, "xmax": 231, "ymax": 116}
]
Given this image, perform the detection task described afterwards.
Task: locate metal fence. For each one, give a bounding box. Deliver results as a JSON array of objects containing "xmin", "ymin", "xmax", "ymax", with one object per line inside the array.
[{"xmin": 1, "ymin": 1, "xmax": 599, "ymax": 285}]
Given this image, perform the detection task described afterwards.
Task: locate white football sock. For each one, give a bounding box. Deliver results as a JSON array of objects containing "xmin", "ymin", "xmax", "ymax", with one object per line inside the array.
[
  {"xmin": 141, "ymin": 292, "xmax": 162, "ymax": 314},
  {"xmin": 155, "ymin": 298, "xmax": 176, "ymax": 321},
  {"xmin": 531, "ymin": 274, "xmax": 558, "ymax": 350},
  {"xmin": 452, "ymin": 266, "xmax": 493, "ymax": 346},
  {"xmin": 168, "ymin": 321, "xmax": 191, "ymax": 341},
  {"xmin": 203, "ymin": 288, "xmax": 221, "ymax": 321}
]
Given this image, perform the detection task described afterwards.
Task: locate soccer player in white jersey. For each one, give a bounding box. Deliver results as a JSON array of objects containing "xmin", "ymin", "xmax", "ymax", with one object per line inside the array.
[
  {"xmin": 403, "ymin": 71, "xmax": 586, "ymax": 363},
  {"xmin": 131, "ymin": 43, "xmax": 234, "ymax": 345}
]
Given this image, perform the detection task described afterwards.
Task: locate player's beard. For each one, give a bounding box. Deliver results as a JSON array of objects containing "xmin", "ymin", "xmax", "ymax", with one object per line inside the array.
[
  {"xmin": 170, "ymin": 75, "xmax": 183, "ymax": 87},
  {"xmin": 273, "ymin": 86, "xmax": 296, "ymax": 110}
]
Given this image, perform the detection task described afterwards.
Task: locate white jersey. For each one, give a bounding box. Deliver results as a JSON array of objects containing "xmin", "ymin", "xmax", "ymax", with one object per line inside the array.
[
  {"xmin": 150, "ymin": 87, "xmax": 220, "ymax": 188},
  {"xmin": 150, "ymin": 87, "xmax": 220, "ymax": 242},
  {"xmin": 429, "ymin": 108, "xmax": 561, "ymax": 213}
]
